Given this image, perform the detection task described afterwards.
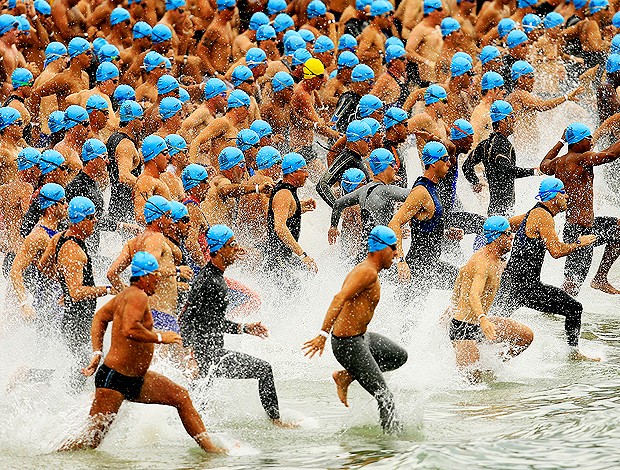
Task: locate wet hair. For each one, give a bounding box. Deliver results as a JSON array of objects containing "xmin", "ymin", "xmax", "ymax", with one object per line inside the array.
[
  {"xmin": 492, "ymin": 121, "xmax": 501, "ymax": 131},
  {"xmin": 129, "ymin": 276, "xmax": 140, "ymax": 283}
]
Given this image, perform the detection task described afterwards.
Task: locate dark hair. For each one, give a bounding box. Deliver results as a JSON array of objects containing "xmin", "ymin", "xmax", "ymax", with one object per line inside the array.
[
  {"xmin": 424, "ymin": 163, "xmax": 430, "ymax": 170},
  {"xmin": 492, "ymin": 121, "xmax": 501, "ymax": 131},
  {"xmin": 129, "ymin": 276, "xmax": 141, "ymax": 283},
  {"xmin": 481, "ymin": 89, "xmax": 488, "ymax": 97}
]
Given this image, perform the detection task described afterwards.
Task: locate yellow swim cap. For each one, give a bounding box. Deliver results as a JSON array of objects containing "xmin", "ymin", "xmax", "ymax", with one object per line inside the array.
[{"xmin": 303, "ymin": 58, "xmax": 325, "ymax": 79}]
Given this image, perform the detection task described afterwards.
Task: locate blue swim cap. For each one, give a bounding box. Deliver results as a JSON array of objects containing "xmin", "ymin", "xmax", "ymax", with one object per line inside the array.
[
  {"xmin": 453, "ymin": 51, "xmax": 473, "ymax": 64},
  {"xmin": 152, "ymin": 24, "xmax": 172, "ymax": 43},
  {"xmin": 451, "ymin": 56, "xmax": 472, "ymax": 77},
  {"xmin": 507, "ymin": 29, "xmax": 528, "ymax": 49},
  {"xmin": 267, "ymin": 0, "xmax": 286, "ymax": 15},
  {"xmin": 131, "ymin": 251, "xmax": 159, "ymax": 277},
  {"xmin": 0, "ymin": 106, "xmax": 20, "ymax": 130},
  {"xmin": 490, "ymin": 100, "xmax": 513, "ymax": 123},
  {"xmin": 256, "ymin": 145, "xmax": 282, "ymax": 170},
  {"xmin": 96, "ymin": 62, "xmax": 119, "ymax": 82},
  {"xmin": 165, "ymin": 134, "xmax": 187, "ymax": 156},
  {"xmin": 114, "ymin": 84, "xmax": 136, "ymax": 103},
  {"xmin": 284, "ymin": 34, "xmax": 305, "ymax": 56},
  {"xmin": 384, "ymin": 106, "xmax": 407, "ymax": 129},
  {"xmin": 589, "ymin": 0, "xmax": 609, "ymax": 14},
  {"xmin": 519, "ymin": 0, "xmax": 537, "ymax": 6},
  {"xmin": 236, "ymin": 129, "xmax": 259, "ymax": 151},
  {"xmin": 424, "ymin": 84, "xmax": 447, "ymax": 105},
  {"xmin": 169, "ymin": 201, "xmax": 189, "ymax": 222},
  {"xmin": 86, "ymin": 94, "xmax": 109, "ymax": 114},
  {"xmin": 423, "ymin": 0, "xmax": 442, "ymax": 14},
  {"xmin": 68, "ymin": 196, "xmax": 96, "ymax": 223},
  {"xmin": 612, "ymin": 35, "xmax": 620, "ymax": 54},
  {"xmin": 272, "ymin": 71, "xmax": 295, "ymax": 92},
  {"xmin": 64, "ymin": 105, "xmax": 89, "ymax": 129},
  {"xmin": 282, "ymin": 152, "xmax": 307, "ymax": 175},
  {"xmin": 370, "ymin": 0, "xmax": 393, "ymax": 16},
  {"xmin": 165, "ymin": 0, "xmax": 186, "ymax": 11},
  {"xmin": 544, "ymin": 12, "xmax": 564, "ymax": 28},
  {"xmin": 142, "ymin": 135, "xmax": 168, "ymax": 162},
  {"xmin": 614, "ymin": 11, "xmax": 620, "ymax": 28},
  {"xmin": 216, "ymin": 0, "xmax": 235, "ymax": 9},
  {"xmin": 120, "ymin": 100, "xmax": 143, "ymax": 123},
  {"xmin": 483, "ymin": 215, "xmax": 510, "ymax": 244},
  {"xmin": 300, "ymin": 31, "xmax": 316, "ymax": 44},
  {"xmin": 369, "ymin": 147, "xmax": 395, "ymax": 174},
  {"xmin": 537, "ymin": 177, "xmax": 565, "ymax": 202},
  {"xmin": 159, "ymin": 96, "xmax": 183, "ymax": 119},
  {"xmin": 228, "ymin": 89, "xmax": 251, "ymax": 108},
  {"xmin": 314, "ymin": 35, "xmax": 335, "ymax": 53},
  {"xmin": 479, "ymin": 45, "xmax": 500, "ymax": 65},
  {"xmin": 341, "ymin": 168, "xmax": 366, "ymax": 194},
  {"xmin": 358, "ymin": 94, "xmax": 383, "ymax": 117},
  {"xmin": 93, "ymin": 37, "xmax": 108, "ymax": 54},
  {"xmin": 204, "ymin": 78, "xmax": 227, "ymax": 100},
  {"xmin": 144, "ymin": 195, "xmax": 171, "ymax": 223},
  {"xmin": 246, "ymin": 47, "xmax": 267, "ymax": 69},
  {"xmin": 133, "ymin": 21, "xmax": 152, "ymax": 39},
  {"xmin": 292, "ymin": 48, "xmax": 312, "ymax": 66},
  {"xmin": 573, "ymin": 0, "xmax": 587, "ymax": 10},
  {"xmin": 68, "ymin": 37, "xmax": 91, "ymax": 59},
  {"xmin": 450, "ymin": 118, "xmax": 474, "ymax": 140},
  {"xmin": 257, "ymin": 24, "xmax": 276, "ymax": 41},
  {"xmin": 338, "ymin": 34, "xmax": 357, "ymax": 51},
  {"xmin": 231, "ymin": 65, "xmax": 253, "ymax": 86},
  {"xmin": 337, "ymin": 50, "xmax": 359, "ymax": 68},
  {"xmin": 34, "ymin": 0, "xmax": 51, "ymax": 15},
  {"xmin": 565, "ymin": 122, "xmax": 592, "ymax": 145},
  {"xmin": 368, "ymin": 225, "xmax": 397, "ymax": 253},
  {"xmin": 511, "ymin": 60, "xmax": 535, "ymax": 80},
  {"xmin": 98, "ymin": 43, "xmax": 120, "ymax": 63},
  {"xmin": 250, "ymin": 119, "xmax": 273, "ymax": 139},
  {"xmin": 481, "ymin": 71, "xmax": 504, "ymax": 90},
  {"xmin": 307, "ymin": 0, "xmax": 327, "ymax": 18},
  {"xmin": 39, "ymin": 183, "xmax": 66, "ymax": 210},
  {"xmin": 352, "ymin": 64, "xmax": 374, "ymax": 82},
  {"xmin": 522, "ymin": 13, "xmax": 542, "ymax": 33},
  {"xmin": 44, "ymin": 42, "xmax": 67, "ymax": 67},
  {"xmin": 219, "ymin": 146, "xmax": 245, "ymax": 171},
  {"xmin": 182, "ymin": 163, "xmax": 208, "ymax": 190},
  {"xmin": 386, "ymin": 44, "xmax": 406, "ymax": 63},
  {"xmin": 15, "ymin": 15, "xmax": 30, "ymax": 32},
  {"xmin": 362, "ymin": 117, "xmax": 380, "ymax": 136},
  {"xmin": 0, "ymin": 14, "xmax": 18, "ymax": 36},
  {"xmin": 207, "ymin": 224, "xmax": 234, "ymax": 253},
  {"xmin": 110, "ymin": 7, "xmax": 130, "ymax": 25},
  {"xmin": 385, "ymin": 36, "xmax": 404, "ymax": 49},
  {"xmin": 82, "ymin": 138, "xmax": 107, "ymax": 162},
  {"xmin": 273, "ymin": 13, "xmax": 294, "ymax": 33},
  {"xmin": 39, "ymin": 150, "xmax": 65, "ymax": 175},
  {"xmin": 607, "ymin": 54, "xmax": 620, "ymax": 73},
  {"xmin": 18, "ymin": 147, "xmax": 40, "ymax": 171},
  {"xmin": 441, "ymin": 17, "xmax": 461, "ymax": 37},
  {"xmin": 421, "ymin": 141, "xmax": 448, "ymax": 165},
  {"xmin": 250, "ymin": 12, "xmax": 269, "ymax": 31},
  {"xmin": 498, "ymin": 18, "xmax": 516, "ymax": 38},
  {"xmin": 11, "ymin": 68, "xmax": 33, "ymax": 89},
  {"xmin": 157, "ymin": 75, "xmax": 179, "ymax": 95},
  {"xmin": 346, "ymin": 119, "xmax": 372, "ymax": 142},
  {"xmin": 143, "ymin": 51, "xmax": 167, "ymax": 72},
  {"xmin": 48, "ymin": 111, "xmax": 65, "ymax": 133},
  {"xmin": 356, "ymin": 0, "xmax": 372, "ymax": 9},
  {"xmin": 180, "ymin": 91, "xmax": 191, "ymax": 104}
]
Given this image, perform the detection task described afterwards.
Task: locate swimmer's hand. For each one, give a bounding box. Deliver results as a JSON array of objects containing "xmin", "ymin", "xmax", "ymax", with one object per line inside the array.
[
  {"xmin": 480, "ymin": 316, "xmax": 497, "ymax": 341},
  {"xmin": 328, "ymin": 226, "xmax": 340, "ymax": 244},
  {"xmin": 445, "ymin": 227, "xmax": 464, "ymax": 241},
  {"xmin": 472, "ymin": 183, "xmax": 483, "ymax": 193},
  {"xmin": 82, "ymin": 355, "xmax": 101, "ymax": 377},
  {"xmin": 20, "ymin": 303, "xmax": 36, "ymax": 322},
  {"xmin": 301, "ymin": 198, "xmax": 317, "ymax": 213},
  {"xmin": 302, "ymin": 255, "xmax": 318, "ymax": 273},
  {"xmin": 244, "ymin": 321, "xmax": 269, "ymax": 338},
  {"xmin": 178, "ymin": 265, "xmax": 194, "ymax": 280},
  {"xmin": 302, "ymin": 335, "xmax": 326, "ymax": 358},
  {"xmin": 160, "ymin": 331, "xmax": 183, "ymax": 345},
  {"xmin": 567, "ymin": 86, "xmax": 585, "ymax": 101},
  {"xmin": 578, "ymin": 234, "xmax": 597, "ymax": 247},
  {"xmin": 397, "ymin": 260, "xmax": 410, "ymax": 283},
  {"xmin": 259, "ymin": 182, "xmax": 275, "ymax": 194}
]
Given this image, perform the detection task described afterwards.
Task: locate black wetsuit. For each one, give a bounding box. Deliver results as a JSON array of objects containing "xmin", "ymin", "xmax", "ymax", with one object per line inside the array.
[
  {"xmin": 386, "ymin": 72, "xmax": 410, "ymax": 110},
  {"xmin": 344, "ymin": 17, "xmax": 368, "ymax": 37},
  {"xmin": 106, "ymin": 132, "xmax": 142, "ymax": 224},
  {"xmin": 405, "ymin": 177, "xmax": 458, "ymax": 297},
  {"xmin": 316, "ymin": 147, "xmax": 371, "ymax": 207},
  {"xmin": 463, "ymin": 132, "xmax": 534, "ymax": 217},
  {"xmin": 331, "ymin": 332, "xmax": 407, "ymax": 433},
  {"xmin": 181, "ymin": 262, "xmax": 281, "ymax": 420},
  {"xmin": 383, "ymin": 138, "xmax": 407, "ymax": 188},
  {"xmin": 493, "ymin": 203, "xmax": 583, "ymax": 347},
  {"xmin": 331, "ymin": 91, "xmax": 362, "ymax": 133}
]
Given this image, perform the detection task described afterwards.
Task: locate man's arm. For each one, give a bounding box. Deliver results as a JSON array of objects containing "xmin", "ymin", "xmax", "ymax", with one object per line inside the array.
[
  {"xmin": 534, "ymin": 209, "xmax": 594, "ymax": 258},
  {"xmin": 216, "ymin": 176, "xmax": 272, "ymax": 200},
  {"xmin": 185, "ymin": 206, "xmax": 207, "ymax": 266},
  {"xmin": 467, "ymin": 265, "xmax": 497, "ymax": 340},
  {"xmin": 494, "ymin": 151, "xmax": 535, "ymax": 179},
  {"xmin": 539, "ymin": 140, "xmax": 563, "ymax": 175},
  {"xmin": 462, "ymin": 144, "xmax": 483, "ymax": 185},
  {"xmin": 81, "ymin": 298, "xmax": 115, "ymax": 376},
  {"xmin": 59, "ymin": 243, "xmax": 108, "ymax": 301},
  {"xmin": 121, "ymin": 291, "xmax": 180, "ymax": 342},
  {"xmin": 272, "ymin": 190, "xmax": 305, "ymax": 256},
  {"xmin": 579, "ymin": 139, "xmax": 620, "ymax": 166},
  {"xmin": 107, "ymin": 241, "xmax": 132, "ymax": 291},
  {"xmin": 115, "ymin": 140, "xmax": 139, "ymax": 186},
  {"xmin": 10, "ymin": 233, "xmax": 47, "ymax": 315}
]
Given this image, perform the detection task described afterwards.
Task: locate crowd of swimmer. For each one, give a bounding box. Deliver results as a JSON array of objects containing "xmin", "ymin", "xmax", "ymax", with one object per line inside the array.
[{"xmin": 2, "ymin": 0, "xmax": 620, "ymax": 453}]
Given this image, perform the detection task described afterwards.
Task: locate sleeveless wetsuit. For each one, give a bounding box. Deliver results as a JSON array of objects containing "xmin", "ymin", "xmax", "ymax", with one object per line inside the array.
[{"xmin": 106, "ymin": 132, "xmax": 142, "ymax": 223}]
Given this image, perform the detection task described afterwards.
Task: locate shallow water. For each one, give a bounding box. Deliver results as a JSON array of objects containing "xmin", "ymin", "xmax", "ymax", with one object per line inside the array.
[{"xmin": 2, "ymin": 103, "xmax": 620, "ymax": 469}]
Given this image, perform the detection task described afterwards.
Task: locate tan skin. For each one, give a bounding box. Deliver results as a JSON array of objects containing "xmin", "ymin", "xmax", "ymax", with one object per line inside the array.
[
  {"xmin": 260, "ymin": 86, "xmax": 294, "ymax": 137},
  {"xmin": 114, "ymin": 121, "xmax": 143, "ymax": 191},
  {"xmin": 0, "ymin": 163, "xmax": 37, "ymax": 256},
  {"xmin": 443, "ymin": 72, "xmax": 476, "ymax": 126},
  {"xmin": 302, "ymin": 244, "xmax": 397, "ymax": 406},
  {"xmin": 183, "ymin": 180, "xmax": 211, "ymax": 267},
  {"xmin": 371, "ymin": 56, "xmax": 408, "ymax": 107},
  {"xmin": 475, "ymin": 0, "xmax": 512, "ymax": 37},
  {"xmin": 57, "ymin": 275, "xmax": 224, "ymax": 454},
  {"xmin": 160, "ymin": 151, "xmax": 189, "ymax": 202},
  {"xmin": 0, "ymin": 120, "xmax": 24, "ymax": 185},
  {"xmin": 407, "ymin": 102, "xmax": 452, "ymax": 158},
  {"xmin": 405, "ymin": 7, "xmax": 445, "ymax": 82},
  {"xmin": 357, "ymin": 14, "xmax": 391, "ymax": 77},
  {"xmin": 181, "ymin": 93, "xmax": 227, "ymax": 141},
  {"xmin": 134, "ymin": 151, "xmax": 173, "ymax": 225},
  {"xmin": 0, "ymin": 27, "xmax": 28, "ymax": 94},
  {"xmin": 54, "ymin": 121, "xmax": 90, "ymax": 180},
  {"xmin": 470, "ymin": 86, "xmax": 505, "ymax": 147},
  {"xmin": 197, "ymin": 6, "xmax": 236, "ymax": 76},
  {"xmin": 32, "ymin": 57, "xmax": 66, "ymax": 135}
]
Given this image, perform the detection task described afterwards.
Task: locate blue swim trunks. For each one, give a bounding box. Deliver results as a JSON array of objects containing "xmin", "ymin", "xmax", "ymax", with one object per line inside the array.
[{"xmin": 151, "ymin": 309, "xmax": 181, "ymax": 334}]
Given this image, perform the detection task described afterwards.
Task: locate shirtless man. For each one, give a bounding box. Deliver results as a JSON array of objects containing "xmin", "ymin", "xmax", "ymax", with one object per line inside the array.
[
  {"xmin": 405, "ymin": 0, "xmax": 444, "ymax": 86},
  {"xmin": 470, "ymin": 71, "xmax": 505, "ymax": 146},
  {"xmin": 143, "ymin": 75, "xmax": 181, "ymax": 136},
  {"xmin": 119, "ymin": 22, "xmax": 153, "ymax": 84},
  {"xmin": 32, "ymin": 42, "xmax": 67, "ymax": 141},
  {"xmin": 54, "ymin": 105, "xmax": 90, "ymax": 180},
  {"xmin": 5, "ymin": 68, "xmax": 33, "ymax": 143},
  {"xmin": 161, "ymin": 134, "xmax": 188, "ymax": 202},
  {"xmin": 260, "ymin": 72, "xmax": 295, "ymax": 153},
  {"xmin": 407, "ymin": 85, "xmax": 451, "ymax": 157},
  {"xmin": 52, "ymin": 0, "xmax": 88, "ymax": 41},
  {"xmin": 442, "ymin": 56, "xmax": 475, "ymax": 126},
  {"xmin": 0, "ymin": 106, "xmax": 23, "ymax": 185},
  {"xmin": 107, "ymin": 7, "xmax": 133, "ymax": 50},
  {"xmin": 108, "ymin": 195, "xmax": 192, "ymax": 334},
  {"xmin": 189, "ymin": 90, "xmax": 250, "ymax": 169},
  {"xmin": 0, "ymin": 14, "xmax": 27, "ymax": 96},
  {"xmin": 61, "ymin": 251, "xmax": 222, "ymax": 454},
  {"xmin": 371, "ymin": 45, "xmax": 409, "ymax": 108},
  {"xmin": 134, "ymin": 135, "xmax": 173, "ymax": 225},
  {"xmin": 301, "ymin": 0, "xmax": 338, "ymax": 45},
  {"xmin": 180, "ymin": 164, "xmax": 211, "ymax": 268},
  {"xmin": 475, "ymin": 0, "xmax": 513, "ymax": 37},
  {"xmin": 154, "ymin": 97, "xmax": 184, "ymax": 139},
  {"xmin": 357, "ymin": 1, "xmax": 393, "ymax": 77},
  {"xmin": 180, "ymin": 78, "xmax": 227, "ymax": 141},
  {"xmin": 134, "ymin": 52, "xmax": 170, "ymax": 107},
  {"xmin": 453, "ymin": 0, "xmax": 478, "ymax": 55},
  {"xmin": 448, "ymin": 216, "xmax": 533, "ymax": 382},
  {"xmin": 540, "ymin": 123, "xmax": 620, "ymax": 295},
  {"xmin": 303, "ymin": 225, "xmax": 407, "ymax": 433},
  {"xmin": 197, "ymin": 0, "xmax": 236, "ymax": 76},
  {"xmin": 233, "ymin": 12, "xmax": 269, "ymax": 60},
  {"xmin": 320, "ymin": 52, "xmax": 358, "ymax": 117}
]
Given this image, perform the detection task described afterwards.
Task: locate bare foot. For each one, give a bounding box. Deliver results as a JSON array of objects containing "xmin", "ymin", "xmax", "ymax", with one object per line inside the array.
[
  {"xmin": 590, "ymin": 278, "xmax": 620, "ymax": 295},
  {"xmin": 271, "ymin": 418, "xmax": 300, "ymax": 429},
  {"xmin": 332, "ymin": 370, "xmax": 352, "ymax": 407},
  {"xmin": 562, "ymin": 280, "xmax": 580, "ymax": 297},
  {"xmin": 569, "ymin": 349, "xmax": 601, "ymax": 362}
]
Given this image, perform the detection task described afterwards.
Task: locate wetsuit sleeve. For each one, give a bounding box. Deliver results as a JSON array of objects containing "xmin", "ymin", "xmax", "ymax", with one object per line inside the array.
[
  {"xmin": 463, "ymin": 145, "xmax": 482, "ymax": 185},
  {"xmin": 316, "ymin": 152, "xmax": 356, "ymax": 207},
  {"xmin": 331, "ymin": 189, "xmax": 362, "ymax": 227},
  {"xmin": 495, "ymin": 153, "xmax": 535, "ymax": 178},
  {"xmin": 385, "ymin": 186, "xmax": 411, "ymax": 202}
]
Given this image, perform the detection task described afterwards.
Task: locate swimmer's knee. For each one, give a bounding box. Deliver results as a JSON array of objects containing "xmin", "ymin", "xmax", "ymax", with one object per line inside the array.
[
  {"xmin": 172, "ymin": 386, "xmax": 192, "ymax": 406},
  {"xmin": 396, "ymin": 347, "xmax": 408, "ymax": 367}
]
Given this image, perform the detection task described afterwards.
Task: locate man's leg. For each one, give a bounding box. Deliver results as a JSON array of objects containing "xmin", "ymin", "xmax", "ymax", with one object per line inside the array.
[
  {"xmin": 366, "ymin": 332, "xmax": 408, "ymax": 373},
  {"xmin": 563, "ymin": 222, "xmax": 592, "ymax": 295},
  {"xmin": 452, "ymin": 340, "xmax": 481, "ymax": 382},
  {"xmin": 135, "ymin": 370, "xmax": 222, "ymax": 453},
  {"xmin": 591, "ymin": 217, "xmax": 620, "ymax": 294},
  {"xmin": 489, "ymin": 317, "xmax": 534, "ymax": 359}
]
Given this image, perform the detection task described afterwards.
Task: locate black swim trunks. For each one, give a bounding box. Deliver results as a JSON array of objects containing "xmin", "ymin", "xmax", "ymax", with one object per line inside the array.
[
  {"xmin": 95, "ymin": 363, "xmax": 145, "ymax": 401},
  {"xmin": 449, "ymin": 318, "xmax": 485, "ymax": 342}
]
